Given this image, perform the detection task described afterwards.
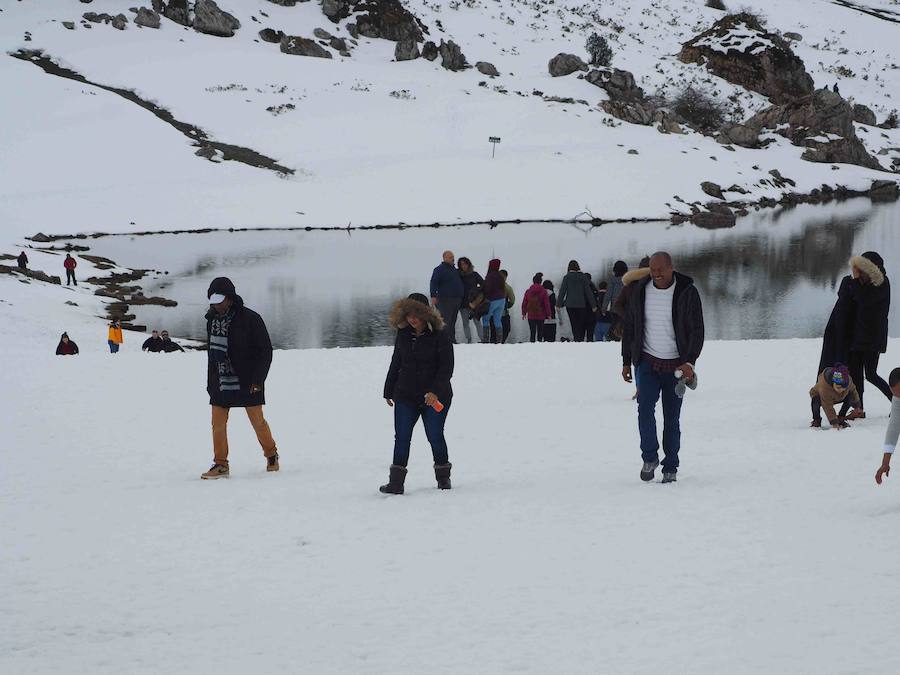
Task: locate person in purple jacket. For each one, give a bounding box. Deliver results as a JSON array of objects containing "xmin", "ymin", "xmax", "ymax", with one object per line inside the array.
[{"xmin": 522, "ymin": 273, "xmax": 552, "ymax": 342}]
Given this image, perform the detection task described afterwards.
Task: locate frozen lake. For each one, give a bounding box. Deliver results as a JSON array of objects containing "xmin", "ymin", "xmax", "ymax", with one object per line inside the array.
[{"xmin": 83, "ymin": 199, "xmax": 900, "ymax": 348}]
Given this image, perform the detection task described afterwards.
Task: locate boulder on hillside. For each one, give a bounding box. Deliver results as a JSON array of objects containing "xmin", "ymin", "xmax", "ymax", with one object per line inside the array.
[
  {"xmin": 717, "ymin": 123, "xmax": 759, "ymax": 148},
  {"xmin": 267, "ymin": 0, "xmax": 300, "ymax": 5},
  {"xmin": 601, "ymin": 100, "xmax": 653, "ymax": 125},
  {"xmin": 439, "ymin": 40, "xmax": 467, "ymax": 71},
  {"xmin": 259, "ymin": 28, "xmax": 284, "ymax": 43},
  {"xmin": 134, "ymin": 7, "xmax": 161, "ymax": 29},
  {"xmin": 356, "ymin": 0, "xmax": 425, "ymax": 42},
  {"xmin": 548, "ymin": 53, "xmax": 587, "ymax": 77},
  {"xmin": 164, "ymin": 0, "xmax": 191, "ymax": 26},
  {"xmin": 394, "ymin": 37, "xmax": 419, "ymax": 61},
  {"xmin": 585, "ymin": 67, "xmax": 644, "ymax": 102},
  {"xmin": 193, "ymin": 0, "xmax": 240, "ymax": 37},
  {"xmin": 422, "ymin": 40, "xmax": 438, "ymax": 61},
  {"xmin": 112, "ymin": 14, "xmax": 129, "ymax": 30},
  {"xmin": 314, "ymin": 28, "xmax": 333, "ymax": 40},
  {"xmin": 853, "ymin": 103, "xmax": 877, "ymax": 126},
  {"xmin": 476, "ymin": 61, "xmax": 499, "ymax": 77},
  {"xmin": 280, "ymin": 34, "xmax": 333, "ymax": 58},
  {"xmin": 679, "ymin": 13, "xmax": 814, "ymax": 103},
  {"xmin": 747, "ymin": 88, "xmax": 883, "ymax": 170},
  {"xmin": 701, "ymin": 181, "xmax": 725, "ymax": 200},
  {"xmin": 322, "ymin": 0, "xmax": 352, "ymax": 23},
  {"xmin": 783, "ymin": 31, "xmax": 802, "ymax": 42},
  {"xmin": 330, "ymin": 36, "xmax": 349, "ymax": 53}
]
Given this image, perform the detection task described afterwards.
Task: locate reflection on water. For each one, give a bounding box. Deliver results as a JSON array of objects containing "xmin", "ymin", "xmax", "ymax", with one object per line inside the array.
[{"xmin": 86, "ymin": 199, "xmax": 899, "ymax": 348}]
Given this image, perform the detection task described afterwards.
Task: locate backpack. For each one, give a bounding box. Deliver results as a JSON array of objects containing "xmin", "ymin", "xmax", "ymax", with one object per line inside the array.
[{"xmin": 525, "ymin": 290, "xmax": 544, "ymax": 316}]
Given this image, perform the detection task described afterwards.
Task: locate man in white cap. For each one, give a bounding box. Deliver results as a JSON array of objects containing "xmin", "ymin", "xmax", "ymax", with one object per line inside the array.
[{"xmin": 201, "ymin": 277, "xmax": 280, "ymax": 479}]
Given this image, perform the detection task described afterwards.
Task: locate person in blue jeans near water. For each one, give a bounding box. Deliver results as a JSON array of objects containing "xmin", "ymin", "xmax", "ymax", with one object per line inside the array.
[
  {"xmin": 381, "ymin": 293, "xmax": 454, "ymax": 494},
  {"xmin": 481, "ymin": 258, "xmax": 506, "ymax": 343},
  {"xmin": 621, "ymin": 252, "xmax": 705, "ymax": 484}
]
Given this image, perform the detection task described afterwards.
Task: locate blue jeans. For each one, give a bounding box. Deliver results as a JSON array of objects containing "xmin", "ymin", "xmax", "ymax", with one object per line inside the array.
[
  {"xmin": 481, "ymin": 299, "xmax": 505, "ymax": 333},
  {"xmin": 393, "ymin": 400, "xmax": 450, "ymax": 467},
  {"xmin": 594, "ymin": 321, "xmax": 611, "ymax": 342},
  {"xmin": 108, "ymin": 340, "xmax": 119, "ymax": 354},
  {"xmin": 636, "ymin": 360, "xmax": 684, "ymax": 473}
]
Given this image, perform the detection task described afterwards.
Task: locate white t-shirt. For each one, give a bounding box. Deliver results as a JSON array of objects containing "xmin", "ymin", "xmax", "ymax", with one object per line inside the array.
[{"xmin": 642, "ymin": 281, "xmax": 679, "ymax": 359}]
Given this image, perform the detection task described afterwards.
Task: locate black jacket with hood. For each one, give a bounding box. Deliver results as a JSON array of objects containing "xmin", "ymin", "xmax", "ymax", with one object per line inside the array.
[
  {"xmin": 206, "ymin": 294, "xmax": 273, "ymax": 407},
  {"xmin": 622, "ymin": 272, "xmax": 705, "ymax": 367},
  {"xmin": 384, "ymin": 298, "xmax": 454, "ymax": 406}
]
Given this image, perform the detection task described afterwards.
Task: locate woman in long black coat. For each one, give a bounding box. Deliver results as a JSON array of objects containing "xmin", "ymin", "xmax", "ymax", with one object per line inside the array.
[
  {"xmin": 838, "ymin": 252, "xmax": 892, "ymax": 418},
  {"xmin": 381, "ymin": 293, "xmax": 454, "ymax": 494}
]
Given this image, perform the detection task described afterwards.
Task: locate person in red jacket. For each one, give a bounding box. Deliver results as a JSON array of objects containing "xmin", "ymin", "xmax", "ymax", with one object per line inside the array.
[
  {"xmin": 63, "ymin": 254, "xmax": 77, "ymax": 286},
  {"xmin": 55, "ymin": 332, "xmax": 79, "ymax": 355},
  {"xmin": 521, "ymin": 273, "xmax": 552, "ymax": 342}
]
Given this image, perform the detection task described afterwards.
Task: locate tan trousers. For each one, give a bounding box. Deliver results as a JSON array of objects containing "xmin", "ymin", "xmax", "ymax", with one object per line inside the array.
[{"xmin": 211, "ymin": 405, "xmax": 277, "ymax": 466}]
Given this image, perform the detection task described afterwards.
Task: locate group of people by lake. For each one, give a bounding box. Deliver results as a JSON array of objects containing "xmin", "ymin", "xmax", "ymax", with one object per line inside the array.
[{"xmin": 429, "ymin": 250, "xmax": 651, "ymax": 345}]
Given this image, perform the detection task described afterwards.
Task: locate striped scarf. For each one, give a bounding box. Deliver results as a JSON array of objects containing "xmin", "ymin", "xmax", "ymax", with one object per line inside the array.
[{"xmin": 209, "ymin": 309, "xmax": 241, "ymax": 400}]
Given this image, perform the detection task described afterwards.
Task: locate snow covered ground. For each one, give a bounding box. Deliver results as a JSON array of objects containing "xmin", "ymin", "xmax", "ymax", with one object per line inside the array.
[
  {"xmin": 3, "ymin": 337, "xmax": 900, "ymax": 674},
  {"xmin": 1, "ymin": 0, "xmax": 899, "ymax": 240}
]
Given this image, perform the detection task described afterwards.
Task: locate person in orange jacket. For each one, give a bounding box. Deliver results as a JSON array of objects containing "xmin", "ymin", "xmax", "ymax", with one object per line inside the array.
[{"xmin": 108, "ymin": 319, "xmax": 124, "ymax": 354}]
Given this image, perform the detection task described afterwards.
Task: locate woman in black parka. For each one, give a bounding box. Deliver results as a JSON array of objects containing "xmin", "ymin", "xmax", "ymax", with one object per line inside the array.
[{"xmin": 381, "ymin": 293, "xmax": 454, "ymax": 494}]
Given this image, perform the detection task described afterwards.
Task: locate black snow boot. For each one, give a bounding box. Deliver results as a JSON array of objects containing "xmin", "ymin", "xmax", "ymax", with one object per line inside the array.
[
  {"xmin": 434, "ymin": 463, "xmax": 452, "ymax": 490},
  {"xmin": 379, "ymin": 464, "xmax": 407, "ymax": 494}
]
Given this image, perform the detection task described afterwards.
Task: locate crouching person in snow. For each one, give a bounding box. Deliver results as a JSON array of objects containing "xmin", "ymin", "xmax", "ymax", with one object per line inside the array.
[
  {"xmin": 201, "ymin": 277, "xmax": 279, "ymax": 480},
  {"xmin": 875, "ymin": 368, "xmax": 900, "ymax": 484},
  {"xmin": 810, "ymin": 364, "xmax": 859, "ymax": 430},
  {"xmin": 381, "ymin": 293, "xmax": 454, "ymax": 494},
  {"xmin": 622, "ymin": 252, "xmax": 704, "ymax": 484}
]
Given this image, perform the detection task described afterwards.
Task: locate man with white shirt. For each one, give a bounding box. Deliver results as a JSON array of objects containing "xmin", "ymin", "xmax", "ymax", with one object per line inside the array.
[
  {"xmin": 874, "ymin": 368, "xmax": 900, "ymax": 485},
  {"xmin": 621, "ymin": 252, "xmax": 705, "ymax": 483}
]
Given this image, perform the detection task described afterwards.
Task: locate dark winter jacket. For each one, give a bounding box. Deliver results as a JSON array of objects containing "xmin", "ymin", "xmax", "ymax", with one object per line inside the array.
[
  {"xmin": 557, "ymin": 271, "xmax": 597, "ymax": 310},
  {"xmin": 818, "ymin": 276, "xmax": 857, "ymax": 373},
  {"xmin": 17, "ymin": 252, "xmax": 28, "ymax": 268},
  {"xmin": 430, "ymin": 261, "xmax": 465, "ymax": 299},
  {"xmin": 384, "ymin": 299, "xmax": 454, "ymax": 406},
  {"xmin": 206, "ymin": 295, "xmax": 273, "ymax": 407},
  {"xmin": 461, "ymin": 270, "xmax": 484, "ymax": 306},
  {"xmin": 143, "ymin": 336, "xmax": 163, "ymax": 352},
  {"xmin": 161, "ymin": 338, "xmax": 185, "ymax": 353},
  {"xmin": 622, "ymin": 272, "xmax": 705, "ymax": 367},
  {"xmin": 851, "ymin": 277, "xmax": 890, "ymax": 353},
  {"xmin": 483, "ymin": 259, "xmax": 506, "ymax": 301},
  {"xmin": 56, "ymin": 338, "xmax": 79, "ymax": 355}
]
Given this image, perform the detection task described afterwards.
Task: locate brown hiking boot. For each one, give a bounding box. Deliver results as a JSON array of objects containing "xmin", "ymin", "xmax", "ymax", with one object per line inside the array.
[
  {"xmin": 267, "ymin": 452, "xmax": 280, "ymax": 472},
  {"xmin": 201, "ymin": 464, "xmax": 230, "ymax": 480}
]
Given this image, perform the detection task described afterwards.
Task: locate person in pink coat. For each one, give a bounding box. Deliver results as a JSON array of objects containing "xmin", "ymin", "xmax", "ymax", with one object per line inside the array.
[{"xmin": 521, "ymin": 273, "xmax": 553, "ymax": 342}]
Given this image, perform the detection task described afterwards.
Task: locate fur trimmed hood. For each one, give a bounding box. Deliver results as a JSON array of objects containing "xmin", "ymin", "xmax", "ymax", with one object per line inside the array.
[
  {"xmin": 389, "ymin": 298, "xmax": 445, "ymax": 331},
  {"xmin": 850, "ymin": 255, "xmax": 885, "ymax": 287},
  {"xmin": 622, "ymin": 267, "xmax": 651, "ymax": 286}
]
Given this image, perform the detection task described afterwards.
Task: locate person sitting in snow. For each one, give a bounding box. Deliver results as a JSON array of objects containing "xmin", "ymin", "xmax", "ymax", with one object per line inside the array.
[
  {"xmin": 810, "ymin": 364, "xmax": 860, "ymax": 430},
  {"xmin": 874, "ymin": 368, "xmax": 900, "ymax": 484},
  {"xmin": 142, "ymin": 330, "xmax": 163, "ymax": 352},
  {"xmin": 159, "ymin": 330, "xmax": 184, "ymax": 353},
  {"xmin": 55, "ymin": 332, "xmax": 79, "ymax": 356}
]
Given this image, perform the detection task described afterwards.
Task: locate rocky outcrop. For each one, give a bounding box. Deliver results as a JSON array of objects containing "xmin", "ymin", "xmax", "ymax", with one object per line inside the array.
[
  {"xmin": 280, "ymin": 35, "xmax": 333, "ymax": 58},
  {"xmin": 313, "ymin": 28, "xmax": 333, "ymax": 40},
  {"xmin": 422, "ymin": 41, "xmax": 438, "ymax": 61},
  {"xmin": 439, "ymin": 40, "xmax": 467, "ymax": 71},
  {"xmin": 584, "ymin": 68, "xmax": 644, "ymax": 102},
  {"xmin": 601, "ymin": 100, "xmax": 653, "ymax": 125},
  {"xmin": 355, "ymin": 0, "xmax": 424, "ymax": 42},
  {"xmin": 394, "ymin": 37, "xmax": 419, "ymax": 61},
  {"xmin": 701, "ymin": 181, "xmax": 725, "ymax": 200},
  {"xmin": 112, "ymin": 14, "xmax": 128, "ymax": 30},
  {"xmin": 134, "ymin": 7, "xmax": 161, "ymax": 29},
  {"xmin": 259, "ymin": 28, "xmax": 284, "ymax": 43},
  {"xmin": 476, "ymin": 61, "xmax": 499, "ymax": 77},
  {"xmin": 679, "ymin": 13, "xmax": 814, "ymax": 103},
  {"xmin": 853, "ymin": 103, "xmax": 877, "ymax": 126},
  {"xmin": 747, "ymin": 89, "xmax": 883, "ymax": 170},
  {"xmin": 164, "ymin": 0, "xmax": 191, "ymax": 26},
  {"xmin": 330, "ymin": 36, "xmax": 349, "ymax": 54},
  {"xmin": 193, "ymin": 0, "xmax": 240, "ymax": 37},
  {"xmin": 548, "ymin": 53, "xmax": 587, "ymax": 77}
]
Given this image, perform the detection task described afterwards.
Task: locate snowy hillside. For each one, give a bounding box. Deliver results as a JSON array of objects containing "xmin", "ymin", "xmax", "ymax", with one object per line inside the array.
[
  {"xmin": 3, "ymin": 337, "xmax": 900, "ymax": 674},
  {"xmin": 1, "ymin": 0, "xmax": 899, "ymax": 239}
]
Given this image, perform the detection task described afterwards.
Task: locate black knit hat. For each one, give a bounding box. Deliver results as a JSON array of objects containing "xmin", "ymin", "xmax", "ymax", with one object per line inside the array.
[
  {"xmin": 613, "ymin": 260, "xmax": 628, "ymax": 276},
  {"xmin": 407, "ymin": 292, "xmax": 429, "ymax": 306},
  {"xmin": 862, "ymin": 251, "xmax": 885, "ymax": 274},
  {"xmin": 207, "ymin": 277, "xmax": 237, "ymax": 303}
]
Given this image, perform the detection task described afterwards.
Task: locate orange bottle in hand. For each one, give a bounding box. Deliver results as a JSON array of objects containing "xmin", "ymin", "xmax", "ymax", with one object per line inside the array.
[{"xmin": 428, "ymin": 398, "xmax": 444, "ymax": 413}]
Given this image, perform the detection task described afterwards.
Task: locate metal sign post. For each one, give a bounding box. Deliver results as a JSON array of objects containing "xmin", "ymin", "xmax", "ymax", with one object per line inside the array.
[{"xmin": 489, "ymin": 136, "xmax": 501, "ymax": 158}]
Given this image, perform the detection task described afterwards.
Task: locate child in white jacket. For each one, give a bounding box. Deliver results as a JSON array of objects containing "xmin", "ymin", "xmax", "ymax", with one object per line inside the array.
[{"xmin": 874, "ymin": 368, "xmax": 900, "ymax": 484}]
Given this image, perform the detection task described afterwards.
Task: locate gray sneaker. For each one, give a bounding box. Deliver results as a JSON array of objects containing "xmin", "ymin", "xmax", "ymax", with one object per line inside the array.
[
  {"xmin": 661, "ymin": 472, "xmax": 677, "ymax": 484},
  {"xmin": 640, "ymin": 460, "xmax": 659, "ymax": 482}
]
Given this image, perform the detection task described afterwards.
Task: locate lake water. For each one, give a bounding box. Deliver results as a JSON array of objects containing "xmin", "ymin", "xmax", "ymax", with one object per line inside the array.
[{"xmin": 82, "ymin": 198, "xmax": 900, "ymax": 349}]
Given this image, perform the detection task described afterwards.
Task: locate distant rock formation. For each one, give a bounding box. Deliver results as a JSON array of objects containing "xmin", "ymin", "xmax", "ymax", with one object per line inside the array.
[
  {"xmin": 679, "ymin": 13, "xmax": 814, "ymax": 103},
  {"xmin": 193, "ymin": 0, "xmax": 240, "ymax": 37},
  {"xmin": 280, "ymin": 35, "xmax": 333, "ymax": 58},
  {"xmin": 548, "ymin": 53, "xmax": 587, "ymax": 77}
]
